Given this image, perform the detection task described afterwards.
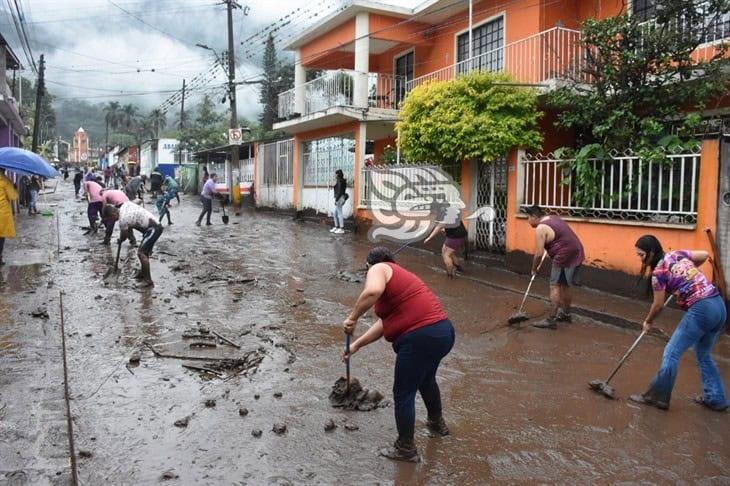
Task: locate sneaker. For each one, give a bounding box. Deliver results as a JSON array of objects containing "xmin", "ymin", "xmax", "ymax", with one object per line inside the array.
[
  {"xmin": 555, "ymin": 311, "xmax": 572, "ymax": 323},
  {"xmin": 206, "ymin": 222, "xmax": 212, "ymax": 226},
  {"xmin": 426, "ymin": 416, "xmax": 450, "ymax": 437},
  {"xmin": 329, "ymin": 227, "xmax": 337, "ymax": 233},
  {"xmin": 100, "ymin": 239, "xmax": 111, "ymax": 246},
  {"xmin": 629, "ymin": 394, "xmax": 669, "ymax": 410},
  {"xmin": 334, "ymin": 228, "xmax": 345, "ymax": 234},
  {"xmin": 195, "ymin": 220, "xmax": 201, "ymax": 227},
  {"xmin": 532, "ymin": 317, "xmax": 557, "ymax": 330},
  {"xmin": 378, "ymin": 438, "xmax": 419, "ymax": 463},
  {"xmin": 693, "ymin": 395, "xmax": 728, "ymax": 412}
]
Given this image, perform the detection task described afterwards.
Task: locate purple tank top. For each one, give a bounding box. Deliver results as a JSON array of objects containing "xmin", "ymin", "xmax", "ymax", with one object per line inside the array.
[{"xmin": 541, "ymin": 216, "xmax": 584, "ymax": 267}]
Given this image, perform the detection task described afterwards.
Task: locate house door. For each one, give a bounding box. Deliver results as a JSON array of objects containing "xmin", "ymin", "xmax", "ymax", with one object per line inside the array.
[
  {"xmin": 394, "ymin": 50, "xmax": 414, "ymax": 108},
  {"xmin": 475, "ymin": 158, "xmax": 508, "ymax": 253}
]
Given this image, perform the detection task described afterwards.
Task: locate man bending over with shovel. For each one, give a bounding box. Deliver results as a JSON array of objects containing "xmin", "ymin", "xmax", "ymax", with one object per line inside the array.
[
  {"xmin": 526, "ymin": 205, "xmax": 584, "ymax": 329},
  {"xmin": 102, "ymin": 202, "xmax": 163, "ymax": 288}
]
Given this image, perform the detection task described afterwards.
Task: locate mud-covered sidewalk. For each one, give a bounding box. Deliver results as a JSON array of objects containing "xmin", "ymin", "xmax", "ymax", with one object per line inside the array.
[{"xmin": 1, "ymin": 179, "xmax": 728, "ymax": 485}]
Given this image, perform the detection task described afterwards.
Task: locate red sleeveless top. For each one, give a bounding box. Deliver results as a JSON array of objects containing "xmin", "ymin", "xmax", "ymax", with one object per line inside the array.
[{"xmin": 374, "ymin": 263, "xmax": 448, "ymax": 342}]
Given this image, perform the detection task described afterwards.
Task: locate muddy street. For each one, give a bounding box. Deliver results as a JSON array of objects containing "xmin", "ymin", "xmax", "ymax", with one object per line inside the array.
[{"xmin": 1, "ymin": 181, "xmax": 729, "ymax": 485}]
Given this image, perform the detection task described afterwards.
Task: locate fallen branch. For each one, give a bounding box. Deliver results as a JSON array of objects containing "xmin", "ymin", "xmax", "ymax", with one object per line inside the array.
[
  {"xmin": 212, "ymin": 330, "xmax": 241, "ymax": 349},
  {"xmin": 142, "ymin": 341, "xmax": 239, "ymax": 361},
  {"xmin": 182, "ymin": 364, "xmax": 223, "ymax": 377}
]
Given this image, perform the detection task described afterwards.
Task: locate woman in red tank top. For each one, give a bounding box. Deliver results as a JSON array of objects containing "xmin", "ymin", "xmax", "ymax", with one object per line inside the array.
[{"xmin": 342, "ymin": 247, "xmax": 455, "ymax": 462}]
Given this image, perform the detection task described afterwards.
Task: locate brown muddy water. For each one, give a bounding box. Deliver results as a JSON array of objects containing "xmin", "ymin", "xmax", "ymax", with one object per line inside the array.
[{"xmin": 0, "ymin": 182, "xmax": 729, "ymax": 485}]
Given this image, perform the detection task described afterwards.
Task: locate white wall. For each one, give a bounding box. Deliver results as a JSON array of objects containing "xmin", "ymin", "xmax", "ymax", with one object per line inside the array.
[
  {"xmin": 301, "ymin": 187, "xmax": 354, "ymax": 218},
  {"xmin": 157, "ymin": 139, "xmax": 178, "ymax": 165},
  {"xmin": 257, "ymin": 185, "xmax": 294, "ymax": 209},
  {"xmin": 140, "ymin": 142, "xmax": 154, "ymax": 176}
]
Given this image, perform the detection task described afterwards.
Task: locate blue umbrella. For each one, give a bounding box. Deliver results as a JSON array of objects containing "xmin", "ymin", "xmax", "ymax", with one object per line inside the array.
[{"xmin": 0, "ymin": 147, "xmax": 59, "ymax": 178}]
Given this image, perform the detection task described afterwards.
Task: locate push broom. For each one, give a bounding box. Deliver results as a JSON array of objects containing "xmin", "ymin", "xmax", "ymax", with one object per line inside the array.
[{"xmin": 508, "ymin": 251, "xmax": 547, "ymax": 324}]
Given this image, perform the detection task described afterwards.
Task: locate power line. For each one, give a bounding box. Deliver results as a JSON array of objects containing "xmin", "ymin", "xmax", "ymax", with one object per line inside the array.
[{"xmin": 104, "ymin": 0, "xmax": 197, "ymax": 46}]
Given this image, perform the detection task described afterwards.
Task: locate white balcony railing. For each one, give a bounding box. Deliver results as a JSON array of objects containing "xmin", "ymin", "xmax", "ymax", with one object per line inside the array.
[
  {"xmin": 407, "ymin": 27, "xmax": 587, "ymax": 91},
  {"xmin": 278, "ymin": 70, "xmax": 405, "ymax": 119}
]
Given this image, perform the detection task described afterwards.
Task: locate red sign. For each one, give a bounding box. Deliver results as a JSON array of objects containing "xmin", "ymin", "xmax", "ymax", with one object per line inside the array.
[{"xmin": 128, "ymin": 146, "xmax": 139, "ymax": 162}]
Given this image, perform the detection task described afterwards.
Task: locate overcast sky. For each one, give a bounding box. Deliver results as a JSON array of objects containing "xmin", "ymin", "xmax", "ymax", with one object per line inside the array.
[{"xmin": 1, "ymin": 0, "xmax": 421, "ymax": 119}]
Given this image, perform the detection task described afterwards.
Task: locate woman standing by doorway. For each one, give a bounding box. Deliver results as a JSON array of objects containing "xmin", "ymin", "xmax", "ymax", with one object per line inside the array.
[{"xmin": 330, "ymin": 169, "xmax": 347, "ymax": 234}]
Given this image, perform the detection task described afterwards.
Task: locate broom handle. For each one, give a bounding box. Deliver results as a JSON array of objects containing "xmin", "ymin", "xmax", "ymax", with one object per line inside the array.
[
  {"xmin": 518, "ymin": 251, "xmax": 547, "ymax": 312},
  {"xmin": 604, "ymin": 330, "xmax": 646, "ymax": 384},
  {"xmin": 604, "ymin": 296, "xmax": 673, "ymax": 384},
  {"xmin": 345, "ymin": 333, "xmax": 351, "ymax": 393}
]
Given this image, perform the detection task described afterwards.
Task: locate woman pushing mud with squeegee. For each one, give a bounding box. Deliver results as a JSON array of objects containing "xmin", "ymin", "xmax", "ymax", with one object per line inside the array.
[
  {"xmin": 342, "ymin": 247, "xmax": 455, "ymax": 462},
  {"xmin": 629, "ymin": 235, "xmax": 728, "ymax": 412}
]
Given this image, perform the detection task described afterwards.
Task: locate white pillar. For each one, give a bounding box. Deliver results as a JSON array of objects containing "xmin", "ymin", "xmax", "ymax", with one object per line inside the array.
[
  {"xmin": 354, "ymin": 12, "xmax": 370, "ymax": 107},
  {"xmin": 294, "ymin": 49, "xmax": 306, "ymax": 115},
  {"xmin": 0, "ymin": 47, "xmax": 7, "ymax": 97}
]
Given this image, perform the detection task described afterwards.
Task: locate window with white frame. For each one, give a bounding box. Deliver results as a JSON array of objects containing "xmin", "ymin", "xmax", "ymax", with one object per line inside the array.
[
  {"xmin": 633, "ymin": 1, "xmax": 730, "ymax": 43},
  {"xmin": 302, "ymin": 136, "xmax": 355, "ymax": 187},
  {"xmin": 456, "ymin": 16, "xmax": 504, "ymax": 73}
]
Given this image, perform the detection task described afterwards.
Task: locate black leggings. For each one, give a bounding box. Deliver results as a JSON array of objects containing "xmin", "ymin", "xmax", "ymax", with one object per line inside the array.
[{"xmin": 197, "ymin": 196, "xmax": 212, "ymax": 224}]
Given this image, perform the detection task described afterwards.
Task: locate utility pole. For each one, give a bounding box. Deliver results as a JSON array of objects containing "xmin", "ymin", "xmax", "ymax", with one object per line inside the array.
[
  {"xmin": 179, "ymin": 78, "xmax": 186, "ymax": 164},
  {"xmin": 226, "ymin": 0, "xmax": 240, "ymax": 204},
  {"xmin": 31, "ymin": 54, "xmax": 45, "ymax": 153}
]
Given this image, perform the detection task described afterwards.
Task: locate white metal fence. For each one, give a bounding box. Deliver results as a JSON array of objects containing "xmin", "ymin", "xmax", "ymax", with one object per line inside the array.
[
  {"xmin": 259, "ymin": 139, "xmax": 294, "ymax": 186},
  {"xmin": 239, "ymin": 157, "xmax": 254, "ymax": 183},
  {"xmin": 407, "ymin": 27, "xmax": 587, "ymax": 91},
  {"xmin": 278, "ymin": 70, "xmax": 404, "ymax": 118},
  {"xmin": 303, "ymin": 136, "xmax": 355, "ymax": 186},
  {"xmin": 359, "ymin": 163, "xmax": 463, "ymax": 211},
  {"xmin": 519, "ymin": 148, "xmax": 702, "ymax": 224}
]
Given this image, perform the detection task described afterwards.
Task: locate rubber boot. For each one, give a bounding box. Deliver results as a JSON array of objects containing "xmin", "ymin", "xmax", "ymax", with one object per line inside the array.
[
  {"xmin": 379, "ymin": 438, "xmax": 419, "ymax": 462},
  {"xmin": 426, "ymin": 416, "xmax": 450, "ymax": 437}
]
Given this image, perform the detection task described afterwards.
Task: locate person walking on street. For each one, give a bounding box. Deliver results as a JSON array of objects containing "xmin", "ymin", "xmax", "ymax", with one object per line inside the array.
[
  {"xmin": 27, "ymin": 176, "xmax": 42, "ymax": 215},
  {"xmin": 84, "ymin": 179, "xmax": 104, "ymax": 233},
  {"xmin": 102, "ymin": 202, "xmax": 163, "ymax": 288},
  {"xmin": 526, "ymin": 205, "xmax": 584, "ymax": 329},
  {"xmin": 73, "ymin": 169, "xmax": 83, "ymax": 200},
  {"xmin": 424, "ymin": 216, "xmax": 467, "ymax": 277},
  {"xmin": 99, "ymin": 188, "xmax": 129, "ymax": 245},
  {"xmin": 0, "ymin": 168, "xmax": 19, "ymax": 265},
  {"xmin": 124, "ymin": 174, "xmax": 146, "ymax": 203},
  {"xmin": 196, "ymin": 173, "xmax": 217, "ymax": 226},
  {"xmin": 629, "ymin": 235, "xmax": 728, "ymax": 412},
  {"xmin": 331, "ymin": 169, "xmax": 348, "ymax": 234},
  {"xmin": 156, "ymin": 175, "xmax": 178, "ymax": 225},
  {"xmin": 104, "ymin": 166, "xmax": 112, "ymax": 186},
  {"xmin": 343, "ymin": 247, "xmax": 455, "ymax": 462}
]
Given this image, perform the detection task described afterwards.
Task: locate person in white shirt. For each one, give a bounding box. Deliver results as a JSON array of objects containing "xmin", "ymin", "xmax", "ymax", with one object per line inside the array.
[{"xmin": 102, "ymin": 202, "xmax": 163, "ymax": 287}]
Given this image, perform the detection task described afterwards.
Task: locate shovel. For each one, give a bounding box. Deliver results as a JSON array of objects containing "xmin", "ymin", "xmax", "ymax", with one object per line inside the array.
[
  {"xmin": 345, "ymin": 333, "xmax": 351, "ymax": 395},
  {"xmin": 103, "ymin": 240, "xmax": 123, "ymax": 279},
  {"xmin": 221, "ymin": 200, "xmax": 229, "ymax": 225},
  {"xmin": 508, "ymin": 251, "xmax": 547, "ymax": 324}
]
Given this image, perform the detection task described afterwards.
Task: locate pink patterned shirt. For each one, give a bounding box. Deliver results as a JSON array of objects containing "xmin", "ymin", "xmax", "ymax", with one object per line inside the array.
[{"xmin": 652, "ymin": 250, "xmax": 718, "ymax": 309}]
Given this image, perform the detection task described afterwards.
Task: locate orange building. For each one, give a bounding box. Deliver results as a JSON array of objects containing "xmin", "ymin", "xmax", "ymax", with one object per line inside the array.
[
  {"xmin": 267, "ymin": 0, "xmax": 730, "ymax": 295},
  {"xmin": 70, "ymin": 127, "xmax": 90, "ymax": 166}
]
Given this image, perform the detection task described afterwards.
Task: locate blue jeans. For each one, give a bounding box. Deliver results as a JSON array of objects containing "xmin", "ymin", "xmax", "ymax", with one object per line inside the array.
[
  {"xmin": 333, "ymin": 195, "xmax": 345, "ymax": 228},
  {"xmin": 644, "ymin": 295, "xmax": 728, "ymax": 409},
  {"xmin": 29, "ymin": 189, "xmax": 38, "ymax": 213},
  {"xmin": 392, "ymin": 319, "xmax": 455, "ymax": 440}
]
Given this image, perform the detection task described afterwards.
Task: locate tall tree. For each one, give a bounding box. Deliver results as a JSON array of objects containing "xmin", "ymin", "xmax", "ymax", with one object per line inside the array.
[
  {"xmin": 147, "ymin": 108, "xmax": 167, "ymax": 138},
  {"xmin": 120, "ymin": 104, "xmax": 139, "ymax": 133},
  {"xmin": 259, "ymin": 33, "xmax": 279, "ymax": 131},
  {"xmin": 103, "ymin": 101, "xmax": 121, "ymax": 149}
]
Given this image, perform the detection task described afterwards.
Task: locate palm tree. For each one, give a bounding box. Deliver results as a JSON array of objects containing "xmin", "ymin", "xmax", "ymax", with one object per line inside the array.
[
  {"xmin": 147, "ymin": 109, "xmax": 167, "ymax": 138},
  {"xmin": 103, "ymin": 101, "xmax": 121, "ymax": 150},
  {"xmin": 120, "ymin": 104, "xmax": 140, "ymax": 133}
]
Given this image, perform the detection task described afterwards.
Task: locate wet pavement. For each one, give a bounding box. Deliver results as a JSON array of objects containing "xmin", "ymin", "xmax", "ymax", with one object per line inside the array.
[{"xmin": 1, "ymin": 180, "xmax": 729, "ymax": 485}]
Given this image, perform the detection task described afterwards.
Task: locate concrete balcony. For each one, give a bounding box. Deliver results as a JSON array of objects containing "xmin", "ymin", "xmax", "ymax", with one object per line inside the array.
[
  {"xmin": 0, "ymin": 80, "xmax": 24, "ymax": 134},
  {"xmin": 407, "ymin": 27, "xmax": 587, "ymax": 92},
  {"xmin": 274, "ymin": 70, "xmax": 404, "ymax": 134}
]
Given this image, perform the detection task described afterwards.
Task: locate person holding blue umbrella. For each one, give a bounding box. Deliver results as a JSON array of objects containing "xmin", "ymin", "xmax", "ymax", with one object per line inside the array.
[{"xmin": 0, "ymin": 168, "xmax": 18, "ymax": 265}]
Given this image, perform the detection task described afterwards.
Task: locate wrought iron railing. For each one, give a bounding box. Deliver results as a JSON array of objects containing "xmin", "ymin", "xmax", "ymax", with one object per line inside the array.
[
  {"xmin": 278, "ymin": 70, "xmax": 405, "ymax": 119},
  {"xmin": 519, "ymin": 147, "xmax": 702, "ymax": 225},
  {"xmin": 407, "ymin": 27, "xmax": 587, "ymax": 91},
  {"xmin": 359, "ymin": 163, "xmax": 463, "ymax": 210}
]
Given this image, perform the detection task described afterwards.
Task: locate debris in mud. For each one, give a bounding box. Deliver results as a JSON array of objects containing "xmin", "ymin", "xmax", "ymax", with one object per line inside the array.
[
  {"xmin": 344, "ymin": 423, "xmax": 359, "ymax": 431},
  {"xmin": 129, "ymin": 352, "xmax": 141, "ymax": 364},
  {"xmin": 204, "ymin": 399, "xmax": 216, "ymax": 408},
  {"xmin": 290, "ymin": 299, "xmax": 306, "ymax": 307},
  {"xmin": 174, "ymin": 416, "xmax": 190, "ymax": 428},
  {"xmin": 189, "ymin": 341, "xmax": 217, "ymax": 348},
  {"xmin": 254, "ymin": 394, "xmax": 260, "ymax": 400},
  {"xmin": 329, "ymin": 377, "xmax": 387, "ymax": 411},
  {"xmin": 324, "ymin": 419, "xmax": 336, "ymax": 432},
  {"xmin": 273, "ymin": 392, "xmax": 282, "ymax": 399},
  {"xmin": 252, "ymin": 429, "xmax": 262, "ymax": 438},
  {"xmin": 332, "ymin": 271, "xmax": 364, "ymax": 283},
  {"xmin": 160, "ymin": 470, "xmax": 179, "ymax": 481},
  {"xmin": 239, "ymin": 407, "xmax": 249, "ymax": 417},
  {"xmin": 78, "ymin": 450, "xmax": 93, "ymax": 458},
  {"xmin": 272, "ymin": 423, "xmax": 287, "ymax": 435},
  {"xmin": 30, "ymin": 307, "xmax": 49, "ymax": 319}
]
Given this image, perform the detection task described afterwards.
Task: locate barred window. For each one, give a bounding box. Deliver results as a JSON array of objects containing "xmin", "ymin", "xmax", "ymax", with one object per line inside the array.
[{"xmin": 456, "ymin": 16, "xmax": 504, "ymax": 72}]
